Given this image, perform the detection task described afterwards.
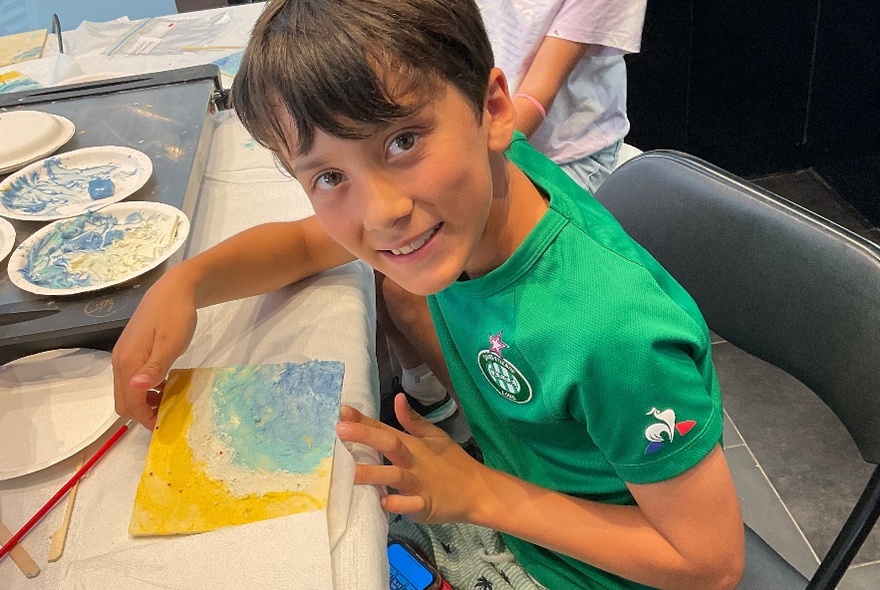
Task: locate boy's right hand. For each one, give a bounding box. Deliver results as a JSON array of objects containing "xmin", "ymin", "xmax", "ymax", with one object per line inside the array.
[{"xmin": 112, "ymin": 278, "xmax": 198, "ymax": 430}]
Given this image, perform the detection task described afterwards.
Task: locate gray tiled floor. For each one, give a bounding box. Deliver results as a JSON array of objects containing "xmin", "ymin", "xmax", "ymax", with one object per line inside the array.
[{"xmin": 716, "ymin": 340, "xmax": 880, "ymax": 584}]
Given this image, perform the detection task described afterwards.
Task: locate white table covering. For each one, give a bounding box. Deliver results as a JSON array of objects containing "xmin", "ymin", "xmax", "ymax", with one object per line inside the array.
[{"xmin": 1, "ymin": 5, "xmax": 387, "ymax": 589}]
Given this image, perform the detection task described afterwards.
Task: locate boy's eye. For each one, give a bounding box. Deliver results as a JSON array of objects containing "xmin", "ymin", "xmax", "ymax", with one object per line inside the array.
[
  {"xmin": 315, "ymin": 171, "xmax": 344, "ymax": 190},
  {"xmin": 388, "ymin": 132, "xmax": 419, "ymax": 157}
]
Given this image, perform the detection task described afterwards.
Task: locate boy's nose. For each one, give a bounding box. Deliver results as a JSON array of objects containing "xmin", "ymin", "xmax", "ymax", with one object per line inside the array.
[{"xmin": 360, "ymin": 174, "xmax": 413, "ymax": 232}]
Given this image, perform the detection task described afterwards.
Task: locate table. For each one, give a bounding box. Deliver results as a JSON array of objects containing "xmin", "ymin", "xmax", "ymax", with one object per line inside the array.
[{"xmin": 0, "ymin": 4, "xmax": 387, "ymax": 589}]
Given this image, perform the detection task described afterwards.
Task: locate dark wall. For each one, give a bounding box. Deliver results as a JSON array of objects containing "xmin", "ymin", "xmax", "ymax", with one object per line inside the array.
[{"xmin": 625, "ymin": 0, "xmax": 880, "ymax": 179}]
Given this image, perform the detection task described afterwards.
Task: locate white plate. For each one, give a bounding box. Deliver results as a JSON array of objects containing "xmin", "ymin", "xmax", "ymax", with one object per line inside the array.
[
  {"xmin": 0, "ymin": 348, "xmax": 118, "ymax": 481},
  {"xmin": 0, "ymin": 145, "xmax": 153, "ymax": 221},
  {"xmin": 8, "ymin": 201, "xmax": 190, "ymax": 296},
  {"xmin": 0, "ymin": 217, "xmax": 14, "ymax": 262},
  {"xmin": 0, "ymin": 110, "xmax": 76, "ymax": 176}
]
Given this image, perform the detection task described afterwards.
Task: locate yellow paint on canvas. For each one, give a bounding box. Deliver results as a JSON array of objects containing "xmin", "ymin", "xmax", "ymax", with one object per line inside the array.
[
  {"xmin": 0, "ymin": 29, "xmax": 47, "ymax": 68},
  {"xmin": 129, "ymin": 369, "xmax": 331, "ymax": 536}
]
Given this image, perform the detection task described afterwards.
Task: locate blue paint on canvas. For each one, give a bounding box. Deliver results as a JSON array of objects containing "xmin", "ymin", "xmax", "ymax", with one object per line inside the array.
[{"xmin": 211, "ymin": 361, "xmax": 344, "ymax": 474}]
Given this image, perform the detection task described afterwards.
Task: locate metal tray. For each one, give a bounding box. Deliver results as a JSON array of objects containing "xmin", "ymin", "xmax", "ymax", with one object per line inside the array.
[{"xmin": 0, "ymin": 65, "xmax": 223, "ymax": 363}]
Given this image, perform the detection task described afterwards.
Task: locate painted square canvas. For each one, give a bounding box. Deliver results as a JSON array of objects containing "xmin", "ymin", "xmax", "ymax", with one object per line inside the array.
[
  {"xmin": 0, "ymin": 29, "xmax": 47, "ymax": 68},
  {"xmin": 130, "ymin": 361, "xmax": 344, "ymax": 536}
]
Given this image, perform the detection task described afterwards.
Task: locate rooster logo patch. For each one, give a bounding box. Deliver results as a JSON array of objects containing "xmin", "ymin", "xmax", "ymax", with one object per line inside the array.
[{"xmin": 644, "ymin": 407, "xmax": 697, "ymax": 454}]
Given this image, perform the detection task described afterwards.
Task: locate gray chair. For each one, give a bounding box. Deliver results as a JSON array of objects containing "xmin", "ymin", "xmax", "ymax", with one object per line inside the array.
[{"xmin": 593, "ymin": 150, "xmax": 880, "ymax": 589}]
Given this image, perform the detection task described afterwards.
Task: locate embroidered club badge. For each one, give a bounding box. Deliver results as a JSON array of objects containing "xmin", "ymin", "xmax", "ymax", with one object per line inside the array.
[{"xmin": 477, "ymin": 331, "xmax": 532, "ymax": 403}]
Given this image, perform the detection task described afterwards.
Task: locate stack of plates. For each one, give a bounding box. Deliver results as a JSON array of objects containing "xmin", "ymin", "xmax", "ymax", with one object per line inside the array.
[
  {"xmin": 0, "ymin": 110, "xmax": 76, "ymax": 176},
  {"xmin": 0, "ymin": 348, "xmax": 119, "ymax": 481}
]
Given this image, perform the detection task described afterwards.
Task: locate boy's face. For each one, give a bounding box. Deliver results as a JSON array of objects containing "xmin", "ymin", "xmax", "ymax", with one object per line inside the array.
[{"xmin": 276, "ymin": 70, "xmax": 517, "ymax": 295}]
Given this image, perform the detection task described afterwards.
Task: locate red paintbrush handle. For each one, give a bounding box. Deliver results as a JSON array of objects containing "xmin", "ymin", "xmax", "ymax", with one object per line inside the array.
[{"xmin": 0, "ymin": 420, "xmax": 131, "ymax": 561}]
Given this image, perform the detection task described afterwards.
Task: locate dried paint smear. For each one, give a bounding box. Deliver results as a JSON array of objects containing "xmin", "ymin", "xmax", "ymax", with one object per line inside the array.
[
  {"xmin": 1, "ymin": 157, "xmax": 138, "ymax": 217},
  {"xmin": 19, "ymin": 209, "xmax": 180, "ymax": 289}
]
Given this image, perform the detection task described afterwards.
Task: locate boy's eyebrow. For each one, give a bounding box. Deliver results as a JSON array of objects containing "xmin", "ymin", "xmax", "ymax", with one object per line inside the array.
[{"xmin": 289, "ymin": 155, "xmax": 330, "ymax": 178}]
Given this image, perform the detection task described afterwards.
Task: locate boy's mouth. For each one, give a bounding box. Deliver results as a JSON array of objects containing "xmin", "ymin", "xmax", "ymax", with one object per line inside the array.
[{"xmin": 388, "ymin": 223, "xmax": 441, "ymax": 256}]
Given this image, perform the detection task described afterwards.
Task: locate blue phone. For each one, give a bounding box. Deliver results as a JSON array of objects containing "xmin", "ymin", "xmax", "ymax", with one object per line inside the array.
[{"xmin": 388, "ymin": 541, "xmax": 442, "ymax": 590}]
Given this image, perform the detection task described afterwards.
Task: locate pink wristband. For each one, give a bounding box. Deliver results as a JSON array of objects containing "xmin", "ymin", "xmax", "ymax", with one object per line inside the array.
[{"xmin": 514, "ymin": 93, "xmax": 547, "ymax": 119}]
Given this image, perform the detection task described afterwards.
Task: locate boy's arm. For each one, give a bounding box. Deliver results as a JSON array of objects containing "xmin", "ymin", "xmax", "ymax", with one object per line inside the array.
[
  {"xmin": 513, "ymin": 36, "xmax": 588, "ymax": 137},
  {"xmin": 339, "ymin": 399, "xmax": 745, "ymax": 590},
  {"xmin": 180, "ymin": 216, "xmax": 355, "ymax": 308},
  {"xmin": 113, "ymin": 216, "xmax": 355, "ymax": 428},
  {"xmin": 474, "ymin": 445, "xmax": 744, "ymax": 590}
]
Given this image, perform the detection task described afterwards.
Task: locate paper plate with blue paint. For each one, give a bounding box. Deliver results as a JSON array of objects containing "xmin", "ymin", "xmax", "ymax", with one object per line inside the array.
[
  {"xmin": 0, "ymin": 145, "xmax": 153, "ymax": 221},
  {"xmin": 0, "ymin": 217, "xmax": 15, "ymax": 262},
  {"xmin": 8, "ymin": 201, "xmax": 189, "ymax": 296},
  {"xmin": 0, "ymin": 110, "xmax": 76, "ymax": 175}
]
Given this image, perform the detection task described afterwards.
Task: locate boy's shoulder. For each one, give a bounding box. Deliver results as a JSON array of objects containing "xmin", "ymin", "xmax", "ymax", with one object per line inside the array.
[{"xmin": 506, "ymin": 132, "xmax": 637, "ymax": 257}]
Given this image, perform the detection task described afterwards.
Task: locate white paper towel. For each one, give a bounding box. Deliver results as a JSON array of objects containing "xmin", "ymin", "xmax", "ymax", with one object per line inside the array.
[
  {"xmin": 61, "ymin": 510, "xmax": 333, "ymax": 590},
  {"xmin": 58, "ymin": 439, "xmax": 355, "ymax": 590}
]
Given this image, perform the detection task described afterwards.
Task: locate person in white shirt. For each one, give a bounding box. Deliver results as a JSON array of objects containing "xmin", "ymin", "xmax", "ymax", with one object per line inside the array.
[{"xmin": 481, "ymin": 0, "xmax": 646, "ymax": 193}]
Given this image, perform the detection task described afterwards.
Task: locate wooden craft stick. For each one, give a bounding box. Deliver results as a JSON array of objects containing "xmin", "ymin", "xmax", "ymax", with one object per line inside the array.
[
  {"xmin": 179, "ymin": 45, "xmax": 243, "ymax": 52},
  {"xmin": 47, "ymin": 455, "xmax": 84, "ymax": 562},
  {"xmin": 0, "ymin": 520, "xmax": 40, "ymax": 578},
  {"xmin": 0, "ymin": 421, "xmax": 131, "ymax": 562}
]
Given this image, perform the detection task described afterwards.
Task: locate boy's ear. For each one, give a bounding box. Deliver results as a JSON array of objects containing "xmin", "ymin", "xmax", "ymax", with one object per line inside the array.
[{"xmin": 484, "ymin": 68, "xmax": 517, "ymax": 152}]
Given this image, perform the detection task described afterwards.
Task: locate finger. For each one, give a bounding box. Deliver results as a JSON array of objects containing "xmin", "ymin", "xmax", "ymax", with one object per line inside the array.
[
  {"xmin": 381, "ymin": 493, "xmax": 428, "ymax": 519},
  {"xmin": 130, "ymin": 354, "xmax": 172, "ymax": 391},
  {"xmin": 142, "ymin": 407, "xmax": 159, "ymax": 431},
  {"xmin": 339, "ymin": 404, "xmax": 414, "ymax": 439},
  {"xmin": 119, "ymin": 383, "xmax": 158, "ymax": 429},
  {"xmin": 394, "ymin": 393, "xmax": 443, "ymax": 437},
  {"xmin": 353, "ymin": 463, "xmax": 418, "ymax": 492},
  {"xmin": 339, "ymin": 404, "xmax": 391, "ymax": 430},
  {"xmin": 112, "ymin": 355, "xmax": 158, "ymax": 430},
  {"xmin": 337, "ymin": 420, "xmax": 414, "ymax": 466}
]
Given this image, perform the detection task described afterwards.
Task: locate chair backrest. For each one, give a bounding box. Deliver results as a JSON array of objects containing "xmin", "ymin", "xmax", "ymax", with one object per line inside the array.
[{"xmin": 593, "ymin": 150, "xmax": 880, "ymax": 466}]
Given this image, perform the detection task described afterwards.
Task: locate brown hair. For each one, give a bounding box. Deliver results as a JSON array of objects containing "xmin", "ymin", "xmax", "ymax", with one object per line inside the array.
[{"xmin": 232, "ymin": 0, "xmax": 494, "ymax": 156}]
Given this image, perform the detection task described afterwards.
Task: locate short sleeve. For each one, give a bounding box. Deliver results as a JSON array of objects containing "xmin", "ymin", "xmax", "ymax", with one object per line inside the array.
[
  {"xmin": 573, "ymin": 286, "xmax": 723, "ymax": 485},
  {"xmin": 548, "ymin": 0, "xmax": 647, "ymax": 53}
]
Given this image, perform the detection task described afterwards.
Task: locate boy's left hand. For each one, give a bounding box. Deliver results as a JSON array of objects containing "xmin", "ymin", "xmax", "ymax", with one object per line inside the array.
[{"xmin": 337, "ymin": 393, "xmax": 488, "ymax": 524}]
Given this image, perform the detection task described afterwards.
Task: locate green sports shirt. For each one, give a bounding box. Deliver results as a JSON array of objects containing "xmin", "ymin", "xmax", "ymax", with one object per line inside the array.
[{"xmin": 427, "ymin": 133, "xmax": 724, "ymax": 589}]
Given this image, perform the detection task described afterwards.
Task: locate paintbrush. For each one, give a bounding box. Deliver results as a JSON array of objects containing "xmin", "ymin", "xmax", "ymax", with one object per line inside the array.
[{"xmin": 0, "ymin": 420, "xmax": 132, "ymax": 562}]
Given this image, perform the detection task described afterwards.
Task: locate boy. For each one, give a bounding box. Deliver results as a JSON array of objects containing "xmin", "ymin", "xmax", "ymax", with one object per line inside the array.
[
  {"xmin": 112, "ymin": 0, "xmax": 744, "ymax": 588},
  {"xmin": 382, "ymin": 0, "xmax": 648, "ymax": 425}
]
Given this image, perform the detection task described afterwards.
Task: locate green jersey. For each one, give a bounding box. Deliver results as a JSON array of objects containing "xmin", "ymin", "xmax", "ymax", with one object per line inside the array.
[{"xmin": 427, "ymin": 134, "xmax": 723, "ymax": 589}]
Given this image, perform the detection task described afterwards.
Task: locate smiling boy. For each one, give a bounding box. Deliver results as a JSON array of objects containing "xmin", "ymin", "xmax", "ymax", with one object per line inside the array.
[{"xmin": 112, "ymin": 0, "xmax": 744, "ymax": 588}]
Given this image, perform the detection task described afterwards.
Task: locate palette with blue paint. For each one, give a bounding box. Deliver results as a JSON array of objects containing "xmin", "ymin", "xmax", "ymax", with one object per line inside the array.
[
  {"xmin": 7, "ymin": 201, "xmax": 189, "ymax": 296},
  {"xmin": 0, "ymin": 218, "xmax": 14, "ymax": 263},
  {"xmin": 0, "ymin": 145, "xmax": 153, "ymax": 221}
]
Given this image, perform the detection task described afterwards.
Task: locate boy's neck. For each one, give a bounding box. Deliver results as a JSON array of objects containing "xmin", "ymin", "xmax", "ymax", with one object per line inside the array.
[{"xmin": 463, "ymin": 156, "xmax": 549, "ymax": 279}]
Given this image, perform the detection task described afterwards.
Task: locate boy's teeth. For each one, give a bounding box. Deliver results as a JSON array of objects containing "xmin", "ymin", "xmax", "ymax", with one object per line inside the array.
[{"xmin": 390, "ymin": 226, "xmax": 436, "ymax": 256}]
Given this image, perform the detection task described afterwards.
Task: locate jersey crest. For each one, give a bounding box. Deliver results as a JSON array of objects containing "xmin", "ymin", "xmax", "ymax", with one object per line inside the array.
[
  {"xmin": 644, "ymin": 407, "xmax": 697, "ymax": 454},
  {"xmin": 477, "ymin": 331, "xmax": 533, "ymax": 403}
]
